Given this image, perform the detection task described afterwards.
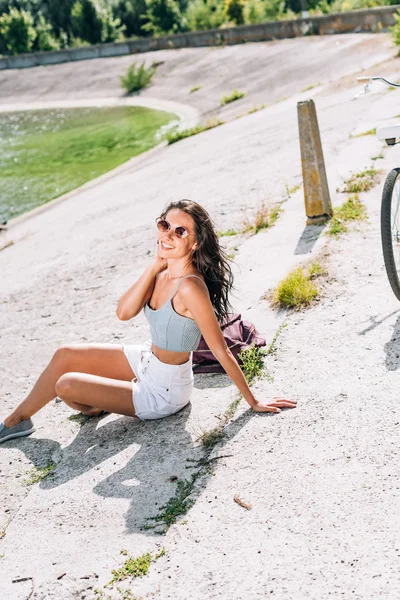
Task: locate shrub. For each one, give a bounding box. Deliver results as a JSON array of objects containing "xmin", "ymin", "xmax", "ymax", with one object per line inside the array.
[
  {"xmin": 0, "ymin": 8, "xmax": 36, "ymax": 55},
  {"xmin": 186, "ymin": 0, "xmax": 226, "ymax": 30},
  {"xmin": 272, "ymin": 266, "xmax": 319, "ymax": 309},
  {"xmin": 220, "ymin": 89, "xmax": 246, "ymax": 105},
  {"xmin": 225, "ymin": 0, "xmax": 245, "ymax": 24},
  {"xmin": 120, "ymin": 61, "xmax": 158, "ymax": 93}
]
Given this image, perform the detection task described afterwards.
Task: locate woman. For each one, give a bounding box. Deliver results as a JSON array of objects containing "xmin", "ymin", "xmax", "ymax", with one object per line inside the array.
[{"xmin": 0, "ymin": 200, "xmax": 296, "ymax": 442}]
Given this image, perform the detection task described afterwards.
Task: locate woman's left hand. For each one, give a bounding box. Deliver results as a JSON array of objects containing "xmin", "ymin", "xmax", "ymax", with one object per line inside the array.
[{"xmin": 251, "ymin": 396, "xmax": 297, "ymax": 413}]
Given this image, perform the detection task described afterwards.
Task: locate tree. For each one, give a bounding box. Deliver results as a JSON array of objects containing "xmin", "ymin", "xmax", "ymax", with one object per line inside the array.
[
  {"xmin": 0, "ymin": 8, "xmax": 36, "ymax": 54},
  {"xmin": 112, "ymin": 0, "xmax": 150, "ymax": 37},
  {"xmin": 143, "ymin": 0, "xmax": 186, "ymax": 35},
  {"xmin": 35, "ymin": 13, "xmax": 60, "ymax": 50}
]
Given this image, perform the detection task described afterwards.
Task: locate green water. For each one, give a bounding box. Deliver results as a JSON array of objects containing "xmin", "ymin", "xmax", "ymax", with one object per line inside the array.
[{"xmin": 0, "ymin": 106, "xmax": 178, "ymax": 223}]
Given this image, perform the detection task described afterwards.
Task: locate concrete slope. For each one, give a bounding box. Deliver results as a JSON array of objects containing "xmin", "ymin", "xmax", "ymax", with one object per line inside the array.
[
  {"xmin": 0, "ymin": 33, "xmax": 394, "ymax": 123},
  {"xmin": 1, "ymin": 34, "xmax": 400, "ymax": 599}
]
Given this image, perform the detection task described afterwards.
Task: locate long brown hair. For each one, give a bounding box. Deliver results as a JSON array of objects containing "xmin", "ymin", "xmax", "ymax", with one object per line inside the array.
[{"xmin": 159, "ymin": 199, "xmax": 234, "ymax": 323}]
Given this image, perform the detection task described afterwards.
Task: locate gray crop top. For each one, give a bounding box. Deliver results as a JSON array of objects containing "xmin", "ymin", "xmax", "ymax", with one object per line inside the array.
[{"xmin": 144, "ymin": 275, "xmax": 207, "ymax": 352}]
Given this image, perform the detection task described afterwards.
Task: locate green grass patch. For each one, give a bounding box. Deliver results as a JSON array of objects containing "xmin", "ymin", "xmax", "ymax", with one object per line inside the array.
[
  {"xmin": 286, "ymin": 183, "xmax": 301, "ymax": 197},
  {"xmin": 120, "ymin": 61, "xmax": 157, "ymax": 94},
  {"xmin": 109, "ymin": 553, "xmax": 152, "ymax": 584},
  {"xmin": 190, "ymin": 85, "xmax": 202, "ymax": 93},
  {"xmin": 247, "ymin": 104, "xmax": 266, "ymax": 114},
  {"xmin": 272, "ymin": 265, "xmax": 321, "ymax": 309},
  {"xmin": 328, "ymin": 194, "xmax": 367, "ymax": 237},
  {"xmin": 24, "ymin": 462, "xmax": 56, "ymax": 485},
  {"xmin": 0, "ymin": 106, "xmax": 177, "ymax": 222},
  {"xmin": 342, "ymin": 168, "xmax": 379, "ymax": 194},
  {"xmin": 371, "ymin": 153, "xmax": 384, "ymax": 160},
  {"xmin": 352, "ymin": 128, "xmax": 376, "ymax": 138},
  {"xmin": 166, "ymin": 119, "xmax": 224, "ymax": 145},
  {"xmin": 220, "ymin": 90, "xmax": 246, "ymax": 106},
  {"xmin": 218, "ymin": 228, "xmax": 239, "ymax": 237},
  {"xmin": 238, "ymin": 345, "xmax": 266, "ymax": 384}
]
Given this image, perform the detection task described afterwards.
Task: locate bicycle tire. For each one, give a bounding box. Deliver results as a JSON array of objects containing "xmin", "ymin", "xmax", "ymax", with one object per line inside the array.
[{"xmin": 381, "ymin": 168, "xmax": 400, "ymax": 301}]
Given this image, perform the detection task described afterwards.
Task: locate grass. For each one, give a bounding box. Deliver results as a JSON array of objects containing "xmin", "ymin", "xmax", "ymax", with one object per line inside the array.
[
  {"xmin": 120, "ymin": 61, "xmax": 157, "ymax": 94},
  {"xmin": 144, "ymin": 476, "xmax": 198, "ymax": 532},
  {"xmin": 247, "ymin": 104, "xmax": 266, "ymax": 114},
  {"xmin": 371, "ymin": 153, "xmax": 384, "ymax": 160},
  {"xmin": 301, "ymin": 83, "xmax": 321, "ymax": 92},
  {"xmin": 220, "ymin": 90, "xmax": 246, "ymax": 106},
  {"xmin": 108, "ymin": 548, "xmax": 166, "ymax": 585},
  {"xmin": 285, "ymin": 183, "xmax": 301, "ymax": 197},
  {"xmin": 190, "ymin": 85, "xmax": 202, "ymax": 93},
  {"xmin": 272, "ymin": 263, "xmax": 323, "ymax": 309},
  {"xmin": 341, "ymin": 168, "xmax": 379, "ymax": 194},
  {"xmin": 238, "ymin": 345, "xmax": 266, "ymax": 384},
  {"xmin": 328, "ymin": 194, "xmax": 367, "ymax": 237},
  {"xmin": 0, "ymin": 106, "xmax": 176, "ymax": 223},
  {"xmin": 352, "ymin": 128, "xmax": 376, "ymax": 138},
  {"xmin": 266, "ymin": 322, "xmax": 288, "ymax": 355},
  {"xmin": 166, "ymin": 119, "xmax": 224, "ymax": 145},
  {"xmin": 242, "ymin": 202, "xmax": 281, "ymax": 234},
  {"xmin": 24, "ymin": 462, "xmax": 56, "ymax": 485},
  {"xmin": 218, "ymin": 228, "xmax": 239, "ymax": 237}
]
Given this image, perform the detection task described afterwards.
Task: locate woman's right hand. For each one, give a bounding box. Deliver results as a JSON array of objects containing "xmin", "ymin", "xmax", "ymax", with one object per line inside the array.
[{"xmin": 151, "ymin": 241, "xmax": 168, "ymax": 274}]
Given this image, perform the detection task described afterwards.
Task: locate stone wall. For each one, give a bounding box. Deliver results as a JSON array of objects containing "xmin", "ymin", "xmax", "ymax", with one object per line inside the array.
[{"xmin": 0, "ymin": 5, "xmax": 398, "ymax": 70}]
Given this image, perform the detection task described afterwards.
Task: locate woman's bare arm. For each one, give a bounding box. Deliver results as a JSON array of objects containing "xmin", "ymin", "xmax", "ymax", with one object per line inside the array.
[
  {"xmin": 179, "ymin": 279, "xmax": 296, "ymax": 413},
  {"xmin": 116, "ymin": 250, "xmax": 166, "ymax": 321}
]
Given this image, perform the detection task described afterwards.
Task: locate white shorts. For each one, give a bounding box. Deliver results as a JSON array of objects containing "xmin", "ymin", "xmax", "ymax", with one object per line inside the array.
[{"xmin": 122, "ymin": 342, "xmax": 194, "ymax": 420}]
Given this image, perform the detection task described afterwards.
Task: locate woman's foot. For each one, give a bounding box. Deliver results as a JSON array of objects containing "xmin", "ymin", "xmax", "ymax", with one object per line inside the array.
[{"xmin": 0, "ymin": 418, "xmax": 35, "ymax": 443}]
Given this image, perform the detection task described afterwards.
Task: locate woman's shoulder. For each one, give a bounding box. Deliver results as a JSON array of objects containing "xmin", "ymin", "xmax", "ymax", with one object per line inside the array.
[{"xmin": 178, "ymin": 273, "xmax": 208, "ymax": 298}]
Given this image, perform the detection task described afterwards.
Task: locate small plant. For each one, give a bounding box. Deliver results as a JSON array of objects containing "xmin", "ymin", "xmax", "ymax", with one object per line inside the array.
[
  {"xmin": 352, "ymin": 128, "xmax": 376, "ymax": 138},
  {"xmin": 238, "ymin": 345, "xmax": 266, "ymax": 384},
  {"xmin": 24, "ymin": 462, "xmax": 56, "ymax": 485},
  {"xmin": 341, "ymin": 168, "xmax": 379, "ymax": 194},
  {"xmin": 328, "ymin": 194, "xmax": 367, "ymax": 237},
  {"xmin": 145, "ymin": 477, "xmax": 197, "ymax": 532},
  {"xmin": 243, "ymin": 201, "xmax": 281, "ymax": 234},
  {"xmin": 120, "ymin": 61, "xmax": 158, "ymax": 94},
  {"xmin": 371, "ymin": 153, "xmax": 384, "ymax": 160},
  {"xmin": 167, "ymin": 119, "xmax": 224, "ymax": 144},
  {"xmin": 247, "ymin": 104, "xmax": 266, "ymax": 114},
  {"xmin": 190, "ymin": 85, "xmax": 202, "ymax": 93},
  {"xmin": 285, "ymin": 183, "xmax": 301, "ymax": 197},
  {"xmin": 272, "ymin": 266, "xmax": 319, "ymax": 309},
  {"xmin": 220, "ymin": 89, "xmax": 246, "ymax": 106},
  {"xmin": 109, "ymin": 552, "xmax": 152, "ymax": 584},
  {"xmin": 390, "ymin": 11, "xmax": 400, "ymax": 52},
  {"xmin": 308, "ymin": 261, "xmax": 328, "ymax": 279},
  {"xmin": 218, "ymin": 228, "xmax": 239, "ymax": 237},
  {"xmin": 266, "ymin": 322, "xmax": 288, "ymax": 355}
]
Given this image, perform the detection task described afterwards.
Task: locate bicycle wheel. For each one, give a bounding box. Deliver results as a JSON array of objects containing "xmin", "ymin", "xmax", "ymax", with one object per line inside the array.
[{"xmin": 381, "ymin": 168, "xmax": 400, "ymax": 301}]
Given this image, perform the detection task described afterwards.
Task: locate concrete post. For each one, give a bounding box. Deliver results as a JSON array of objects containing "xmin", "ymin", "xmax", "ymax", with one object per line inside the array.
[{"xmin": 297, "ymin": 99, "xmax": 332, "ymax": 224}]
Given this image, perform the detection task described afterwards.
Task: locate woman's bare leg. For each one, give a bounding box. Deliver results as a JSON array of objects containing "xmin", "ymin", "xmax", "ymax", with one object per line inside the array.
[
  {"xmin": 5, "ymin": 344, "xmax": 136, "ymax": 427},
  {"xmin": 55, "ymin": 373, "xmax": 136, "ymax": 418}
]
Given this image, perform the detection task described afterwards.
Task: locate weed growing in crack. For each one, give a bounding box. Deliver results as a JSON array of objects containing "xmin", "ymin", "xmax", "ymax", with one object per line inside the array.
[
  {"xmin": 24, "ymin": 462, "xmax": 56, "ymax": 485},
  {"xmin": 341, "ymin": 168, "xmax": 379, "ymax": 194},
  {"xmin": 272, "ymin": 263, "xmax": 324, "ymax": 309},
  {"xmin": 328, "ymin": 194, "xmax": 367, "ymax": 237}
]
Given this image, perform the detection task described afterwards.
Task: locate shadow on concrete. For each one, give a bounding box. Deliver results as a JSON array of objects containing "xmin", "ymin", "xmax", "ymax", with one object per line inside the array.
[
  {"xmin": 294, "ymin": 224, "xmax": 326, "ymax": 255},
  {"xmin": 384, "ymin": 313, "xmax": 400, "ymax": 371},
  {"xmin": 17, "ymin": 401, "xmax": 258, "ymax": 536},
  {"xmin": 193, "ymin": 372, "xmax": 232, "ymax": 390},
  {"xmin": 93, "ymin": 404, "xmax": 257, "ymax": 535},
  {"xmin": 358, "ymin": 310, "xmax": 399, "ymax": 336}
]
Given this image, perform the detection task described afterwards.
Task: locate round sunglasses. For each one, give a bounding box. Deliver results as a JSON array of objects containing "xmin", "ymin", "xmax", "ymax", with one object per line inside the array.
[{"xmin": 156, "ymin": 218, "xmax": 195, "ymax": 240}]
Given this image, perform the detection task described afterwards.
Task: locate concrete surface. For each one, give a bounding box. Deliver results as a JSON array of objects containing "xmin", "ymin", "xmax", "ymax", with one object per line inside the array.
[{"xmin": 1, "ymin": 33, "xmax": 400, "ymax": 599}]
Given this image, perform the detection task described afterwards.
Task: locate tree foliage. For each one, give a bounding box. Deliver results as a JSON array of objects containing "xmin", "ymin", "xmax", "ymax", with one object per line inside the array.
[{"xmin": 0, "ymin": 7, "xmax": 36, "ymax": 54}]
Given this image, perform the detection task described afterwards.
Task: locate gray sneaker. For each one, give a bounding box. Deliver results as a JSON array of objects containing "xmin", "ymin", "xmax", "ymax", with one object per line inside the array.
[{"xmin": 0, "ymin": 419, "xmax": 35, "ymax": 443}]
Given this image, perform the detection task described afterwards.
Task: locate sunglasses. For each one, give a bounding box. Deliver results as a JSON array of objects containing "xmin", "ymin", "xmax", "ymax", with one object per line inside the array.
[{"xmin": 156, "ymin": 218, "xmax": 194, "ymax": 239}]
